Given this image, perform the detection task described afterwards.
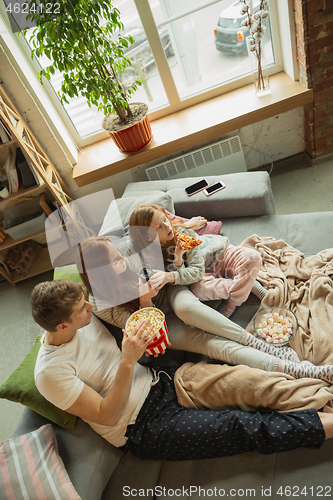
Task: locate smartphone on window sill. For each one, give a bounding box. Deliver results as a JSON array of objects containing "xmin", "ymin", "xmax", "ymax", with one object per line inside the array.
[{"xmin": 203, "ymin": 181, "xmax": 226, "ymax": 196}]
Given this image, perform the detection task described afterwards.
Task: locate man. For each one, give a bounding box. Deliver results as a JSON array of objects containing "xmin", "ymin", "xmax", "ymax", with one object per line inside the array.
[{"xmin": 32, "ymin": 279, "xmax": 333, "ymax": 460}]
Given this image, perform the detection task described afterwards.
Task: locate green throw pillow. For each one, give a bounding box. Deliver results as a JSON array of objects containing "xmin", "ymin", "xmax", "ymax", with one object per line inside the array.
[
  {"xmin": 53, "ymin": 264, "xmax": 89, "ymax": 300},
  {"xmin": 0, "ymin": 335, "xmax": 76, "ymax": 430},
  {"xmin": 53, "ymin": 263, "xmax": 82, "ymax": 282}
]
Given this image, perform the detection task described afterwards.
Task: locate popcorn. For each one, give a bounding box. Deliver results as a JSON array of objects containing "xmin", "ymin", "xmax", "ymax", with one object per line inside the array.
[
  {"xmin": 125, "ymin": 307, "xmax": 171, "ymax": 356},
  {"xmin": 126, "ymin": 308, "xmax": 164, "ymax": 336}
]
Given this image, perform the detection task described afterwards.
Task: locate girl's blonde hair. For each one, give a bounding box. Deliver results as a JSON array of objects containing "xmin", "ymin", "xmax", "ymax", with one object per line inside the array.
[
  {"xmin": 129, "ymin": 204, "xmax": 188, "ymax": 262},
  {"xmin": 76, "ymin": 236, "xmax": 139, "ymax": 313}
]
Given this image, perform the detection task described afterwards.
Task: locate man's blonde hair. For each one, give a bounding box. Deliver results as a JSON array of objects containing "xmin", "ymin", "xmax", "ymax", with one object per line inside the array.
[{"xmin": 31, "ymin": 279, "xmax": 86, "ymax": 332}]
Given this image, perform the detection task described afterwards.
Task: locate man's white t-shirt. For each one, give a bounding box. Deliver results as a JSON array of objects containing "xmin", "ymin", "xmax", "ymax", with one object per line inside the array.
[{"xmin": 34, "ymin": 315, "xmax": 153, "ymax": 447}]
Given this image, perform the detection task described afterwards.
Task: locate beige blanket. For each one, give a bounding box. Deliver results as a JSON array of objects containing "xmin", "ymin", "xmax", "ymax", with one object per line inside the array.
[
  {"xmin": 174, "ymin": 361, "xmax": 333, "ymax": 412},
  {"xmin": 242, "ymin": 235, "xmax": 333, "ymax": 365},
  {"xmin": 175, "ymin": 235, "xmax": 333, "ymax": 412}
]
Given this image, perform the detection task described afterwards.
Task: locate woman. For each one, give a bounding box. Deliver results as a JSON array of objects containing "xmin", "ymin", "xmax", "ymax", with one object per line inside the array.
[
  {"xmin": 77, "ymin": 236, "xmax": 166, "ymax": 330},
  {"xmin": 76, "ymin": 236, "xmax": 333, "ymax": 383}
]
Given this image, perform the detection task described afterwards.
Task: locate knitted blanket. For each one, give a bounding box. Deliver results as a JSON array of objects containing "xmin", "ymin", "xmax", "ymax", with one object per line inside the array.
[{"xmin": 175, "ymin": 236, "xmax": 333, "ymax": 412}]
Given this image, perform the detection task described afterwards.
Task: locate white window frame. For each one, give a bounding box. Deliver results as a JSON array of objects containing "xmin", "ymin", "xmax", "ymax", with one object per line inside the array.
[
  {"xmin": 0, "ymin": 3, "xmax": 79, "ymax": 162},
  {"xmin": 0, "ymin": 0, "xmax": 298, "ymax": 152}
]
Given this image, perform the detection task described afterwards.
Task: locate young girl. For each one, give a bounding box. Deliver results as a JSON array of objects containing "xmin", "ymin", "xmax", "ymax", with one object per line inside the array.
[
  {"xmin": 129, "ymin": 203, "xmax": 266, "ymax": 318},
  {"xmin": 129, "ymin": 203, "xmax": 301, "ymax": 363},
  {"xmin": 76, "ymin": 235, "xmax": 333, "ymax": 383}
]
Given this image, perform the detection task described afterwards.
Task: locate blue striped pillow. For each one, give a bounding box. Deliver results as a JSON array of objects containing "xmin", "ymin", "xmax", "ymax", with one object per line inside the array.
[{"xmin": 0, "ymin": 424, "xmax": 81, "ymax": 499}]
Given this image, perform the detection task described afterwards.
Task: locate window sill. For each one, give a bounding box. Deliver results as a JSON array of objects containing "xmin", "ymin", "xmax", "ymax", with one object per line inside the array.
[{"xmin": 73, "ymin": 72, "xmax": 313, "ymax": 188}]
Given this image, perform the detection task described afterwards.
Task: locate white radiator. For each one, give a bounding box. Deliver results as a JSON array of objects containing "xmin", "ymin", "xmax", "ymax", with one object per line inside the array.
[{"xmin": 146, "ymin": 136, "xmax": 247, "ymax": 181}]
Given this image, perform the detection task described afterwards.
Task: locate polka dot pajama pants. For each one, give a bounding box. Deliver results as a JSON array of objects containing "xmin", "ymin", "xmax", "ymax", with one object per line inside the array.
[{"xmin": 124, "ymin": 369, "xmax": 325, "ymax": 461}]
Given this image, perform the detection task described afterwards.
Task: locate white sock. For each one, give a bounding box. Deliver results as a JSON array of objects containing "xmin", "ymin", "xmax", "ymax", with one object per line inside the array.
[
  {"xmin": 281, "ymin": 360, "xmax": 333, "ymax": 383},
  {"xmin": 243, "ymin": 332, "xmax": 300, "ymax": 363},
  {"xmin": 252, "ymin": 280, "xmax": 267, "ymax": 301}
]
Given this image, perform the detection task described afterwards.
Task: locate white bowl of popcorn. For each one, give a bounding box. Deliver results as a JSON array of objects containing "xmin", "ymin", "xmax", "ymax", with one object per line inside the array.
[
  {"xmin": 253, "ymin": 307, "xmax": 298, "ymax": 346},
  {"xmin": 125, "ymin": 307, "xmax": 171, "ymax": 356}
]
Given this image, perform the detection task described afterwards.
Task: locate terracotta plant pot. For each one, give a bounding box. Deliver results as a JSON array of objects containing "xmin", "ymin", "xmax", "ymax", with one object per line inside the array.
[{"xmin": 102, "ymin": 103, "xmax": 152, "ymax": 153}]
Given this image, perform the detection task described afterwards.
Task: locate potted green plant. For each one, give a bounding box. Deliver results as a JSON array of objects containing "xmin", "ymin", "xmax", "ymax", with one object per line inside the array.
[{"xmin": 23, "ymin": 0, "xmax": 153, "ymax": 152}]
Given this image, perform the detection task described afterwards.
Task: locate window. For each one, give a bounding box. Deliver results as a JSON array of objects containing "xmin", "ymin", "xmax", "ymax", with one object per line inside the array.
[
  {"xmin": 144, "ymin": 0, "xmax": 275, "ymax": 101},
  {"xmin": 3, "ymin": 0, "xmax": 284, "ymax": 148}
]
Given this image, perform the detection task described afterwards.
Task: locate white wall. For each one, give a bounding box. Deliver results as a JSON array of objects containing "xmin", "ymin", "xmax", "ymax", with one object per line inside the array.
[
  {"xmin": 0, "ymin": 46, "xmax": 305, "ymax": 200},
  {"xmin": 240, "ymin": 107, "xmax": 305, "ymax": 171}
]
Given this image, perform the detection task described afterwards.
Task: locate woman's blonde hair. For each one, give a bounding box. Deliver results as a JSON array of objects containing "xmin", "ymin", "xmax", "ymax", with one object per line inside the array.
[{"xmin": 76, "ymin": 236, "xmax": 140, "ymax": 314}]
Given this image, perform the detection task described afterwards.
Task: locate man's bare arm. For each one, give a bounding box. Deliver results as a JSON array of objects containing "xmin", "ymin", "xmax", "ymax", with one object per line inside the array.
[{"xmin": 66, "ymin": 319, "xmax": 153, "ymax": 426}]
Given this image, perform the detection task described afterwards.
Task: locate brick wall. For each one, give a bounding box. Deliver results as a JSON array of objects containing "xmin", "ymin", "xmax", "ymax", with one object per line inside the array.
[{"xmin": 294, "ymin": 0, "xmax": 333, "ymax": 158}]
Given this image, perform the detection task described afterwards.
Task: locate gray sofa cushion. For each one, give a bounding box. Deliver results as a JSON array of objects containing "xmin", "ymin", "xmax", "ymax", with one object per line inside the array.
[
  {"xmin": 123, "ymin": 172, "xmax": 275, "ymax": 219},
  {"xmin": 221, "ymin": 211, "xmax": 333, "ymax": 257},
  {"xmin": 102, "ymin": 454, "xmax": 163, "ymax": 499},
  {"xmin": 99, "ymin": 192, "xmax": 174, "ymax": 238}
]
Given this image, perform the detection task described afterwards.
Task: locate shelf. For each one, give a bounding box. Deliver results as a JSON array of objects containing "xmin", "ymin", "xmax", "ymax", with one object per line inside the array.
[
  {"xmin": 0, "ymin": 263, "xmax": 15, "ymax": 285},
  {"xmin": 0, "ymin": 139, "xmax": 16, "ymax": 150},
  {"xmin": 0, "ymin": 83, "xmax": 74, "ymax": 285},
  {"xmin": 12, "ymin": 245, "xmax": 76, "ymax": 283},
  {"xmin": 11, "ymin": 246, "xmax": 52, "ymax": 283},
  {"xmin": 0, "ymin": 245, "xmax": 51, "ymax": 285},
  {"xmin": 73, "ymin": 72, "xmax": 313, "ymax": 187},
  {"xmin": 0, "ymin": 184, "xmax": 46, "ymax": 211},
  {"xmin": 0, "ymin": 228, "xmax": 46, "ymax": 251}
]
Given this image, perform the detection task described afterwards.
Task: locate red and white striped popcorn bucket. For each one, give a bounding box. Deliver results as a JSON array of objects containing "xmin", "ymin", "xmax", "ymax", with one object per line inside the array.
[{"xmin": 125, "ymin": 307, "xmax": 171, "ymax": 356}]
